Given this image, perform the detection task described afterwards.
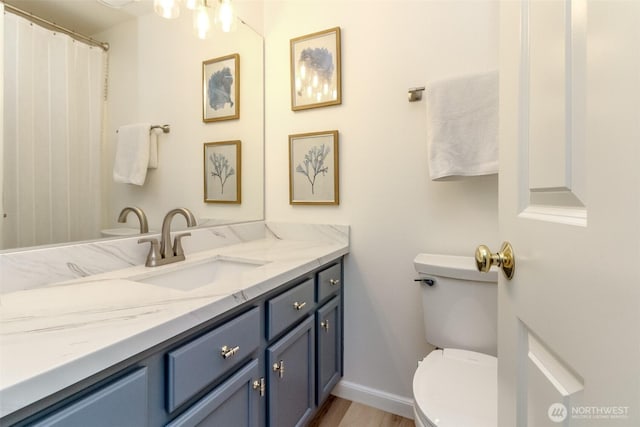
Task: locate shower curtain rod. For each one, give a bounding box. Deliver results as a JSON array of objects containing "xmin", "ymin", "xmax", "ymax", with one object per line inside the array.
[{"xmin": 3, "ymin": 2, "xmax": 110, "ymax": 51}]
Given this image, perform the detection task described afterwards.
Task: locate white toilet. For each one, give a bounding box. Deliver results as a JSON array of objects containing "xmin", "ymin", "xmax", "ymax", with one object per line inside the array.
[{"xmin": 412, "ymin": 253, "xmax": 498, "ymax": 427}]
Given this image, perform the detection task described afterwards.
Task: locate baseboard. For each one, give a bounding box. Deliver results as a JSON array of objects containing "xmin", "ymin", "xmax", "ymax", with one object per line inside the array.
[{"xmin": 331, "ymin": 380, "xmax": 415, "ymax": 420}]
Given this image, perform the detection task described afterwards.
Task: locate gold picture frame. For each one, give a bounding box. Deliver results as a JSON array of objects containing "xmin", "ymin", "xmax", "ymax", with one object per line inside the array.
[
  {"xmin": 289, "ymin": 130, "xmax": 339, "ymax": 205},
  {"xmin": 203, "ymin": 53, "xmax": 240, "ymax": 122},
  {"xmin": 204, "ymin": 140, "xmax": 241, "ymax": 203},
  {"xmin": 290, "ymin": 27, "xmax": 342, "ymax": 111}
]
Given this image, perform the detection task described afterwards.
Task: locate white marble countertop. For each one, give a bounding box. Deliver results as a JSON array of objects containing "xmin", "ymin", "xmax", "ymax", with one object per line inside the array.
[{"xmin": 0, "ymin": 229, "xmax": 348, "ymax": 418}]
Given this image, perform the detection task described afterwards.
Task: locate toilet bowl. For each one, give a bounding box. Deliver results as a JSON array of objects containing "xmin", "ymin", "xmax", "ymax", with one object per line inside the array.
[
  {"xmin": 413, "ymin": 349, "xmax": 496, "ymax": 427},
  {"xmin": 412, "ymin": 254, "xmax": 498, "ymax": 427}
]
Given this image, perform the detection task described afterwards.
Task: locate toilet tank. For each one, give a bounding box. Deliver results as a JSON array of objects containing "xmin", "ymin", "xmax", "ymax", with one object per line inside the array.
[{"xmin": 414, "ymin": 253, "xmax": 498, "ymax": 356}]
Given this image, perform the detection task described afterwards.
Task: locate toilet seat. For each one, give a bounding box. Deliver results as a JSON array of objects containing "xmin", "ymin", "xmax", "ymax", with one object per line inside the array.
[{"xmin": 413, "ymin": 348, "xmax": 497, "ymax": 427}]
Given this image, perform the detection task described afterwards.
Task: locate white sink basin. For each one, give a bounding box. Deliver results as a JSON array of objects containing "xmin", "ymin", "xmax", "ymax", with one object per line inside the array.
[{"xmin": 131, "ymin": 257, "xmax": 267, "ymax": 292}]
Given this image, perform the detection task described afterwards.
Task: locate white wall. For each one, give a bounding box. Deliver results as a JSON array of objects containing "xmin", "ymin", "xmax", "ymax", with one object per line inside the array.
[
  {"xmin": 0, "ymin": 3, "xmax": 4, "ymax": 246},
  {"xmin": 264, "ymin": 0, "xmax": 499, "ymax": 416},
  {"xmin": 97, "ymin": 9, "xmax": 264, "ymax": 232}
]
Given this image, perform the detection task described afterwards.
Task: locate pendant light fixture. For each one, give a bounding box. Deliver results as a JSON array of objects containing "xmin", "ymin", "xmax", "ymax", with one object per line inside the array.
[
  {"xmin": 153, "ymin": 0, "xmax": 180, "ymax": 19},
  {"xmin": 153, "ymin": 0, "xmax": 237, "ymax": 38},
  {"xmin": 193, "ymin": 0, "xmax": 214, "ymax": 39},
  {"xmin": 214, "ymin": 0, "xmax": 237, "ymax": 33}
]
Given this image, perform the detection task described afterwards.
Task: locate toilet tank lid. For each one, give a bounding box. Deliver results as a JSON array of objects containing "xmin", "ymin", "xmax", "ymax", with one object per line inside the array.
[{"xmin": 413, "ymin": 253, "xmax": 498, "ymax": 282}]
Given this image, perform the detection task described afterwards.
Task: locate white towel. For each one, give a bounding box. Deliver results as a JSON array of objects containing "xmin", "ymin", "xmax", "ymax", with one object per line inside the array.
[
  {"xmin": 148, "ymin": 132, "xmax": 158, "ymax": 169},
  {"xmin": 113, "ymin": 123, "xmax": 154, "ymax": 185},
  {"xmin": 426, "ymin": 71, "xmax": 498, "ymax": 181}
]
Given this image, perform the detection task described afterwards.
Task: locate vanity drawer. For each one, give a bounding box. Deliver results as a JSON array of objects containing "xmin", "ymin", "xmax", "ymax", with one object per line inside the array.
[
  {"xmin": 266, "ymin": 278, "xmax": 314, "ymax": 340},
  {"xmin": 317, "ymin": 263, "xmax": 342, "ymax": 302},
  {"xmin": 167, "ymin": 307, "xmax": 260, "ymax": 413}
]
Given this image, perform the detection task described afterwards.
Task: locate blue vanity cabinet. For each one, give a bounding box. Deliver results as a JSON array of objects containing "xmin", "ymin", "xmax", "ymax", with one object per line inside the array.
[
  {"xmin": 315, "ymin": 262, "xmax": 343, "ymax": 405},
  {"xmin": 316, "ymin": 296, "xmax": 342, "ymax": 405},
  {"xmin": 164, "ymin": 359, "xmax": 261, "ymax": 427},
  {"xmin": 266, "ymin": 316, "xmax": 315, "ymax": 427},
  {"xmin": 3, "ymin": 258, "xmax": 345, "ymax": 427}
]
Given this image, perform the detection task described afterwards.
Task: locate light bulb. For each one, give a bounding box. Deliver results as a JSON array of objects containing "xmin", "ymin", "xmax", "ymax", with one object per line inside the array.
[
  {"xmin": 184, "ymin": 0, "xmax": 198, "ymax": 10},
  {"xmin": 154, "ymin": 0, "xmax": 180, "ymax": 19},
  {"xmin": 215, "ymin": 0, "xmax": 237, "ymax": 32},
  {"xmin": 193, "ymin": 4, "xmax": 213, "ymax": 39}
]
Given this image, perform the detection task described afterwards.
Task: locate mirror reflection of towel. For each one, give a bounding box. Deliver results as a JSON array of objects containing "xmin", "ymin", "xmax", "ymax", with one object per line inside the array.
[
  {"xmin": 113, "ymin": 123, "xmax": 152, "ymax": 185},
  {"xmin": 426, "ymin": 71, "xmax": 498, "ymax": 181}
]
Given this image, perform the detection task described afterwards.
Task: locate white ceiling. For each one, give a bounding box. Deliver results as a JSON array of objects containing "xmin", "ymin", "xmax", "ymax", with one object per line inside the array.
[{"xmin": 4, "ymin": 0, "xmax": 154, "ymax": 35}]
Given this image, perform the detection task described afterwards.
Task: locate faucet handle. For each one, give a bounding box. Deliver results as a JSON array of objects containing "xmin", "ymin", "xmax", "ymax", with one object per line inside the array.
[
  {"xmin": 173, "ymin": 232, "xmax": 192, "ymax": 257},
  {"xmin": 138, "ymin": 237, "xmax": 161, "ymax": 267}
]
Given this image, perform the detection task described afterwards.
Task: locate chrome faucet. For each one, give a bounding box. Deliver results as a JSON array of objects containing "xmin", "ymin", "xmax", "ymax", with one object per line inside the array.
[
  {"xmin": 138, "ymin": 208, "xmax": 197, "ymax": 267},
  {"xmin": 117, "ymin": 206, "xmax": 149, "ymax": 234}
]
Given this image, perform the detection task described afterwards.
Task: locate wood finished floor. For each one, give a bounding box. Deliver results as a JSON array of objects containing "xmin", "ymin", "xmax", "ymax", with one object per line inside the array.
[{"xmin": 308, "ymin": 396, "xmax": 416, "ymax": 427}]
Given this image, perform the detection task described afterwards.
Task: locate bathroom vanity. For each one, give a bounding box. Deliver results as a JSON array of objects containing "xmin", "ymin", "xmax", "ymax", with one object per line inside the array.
[{"xmin": 0, "ymin": 222, "xmax": 348, "ymax": 426}]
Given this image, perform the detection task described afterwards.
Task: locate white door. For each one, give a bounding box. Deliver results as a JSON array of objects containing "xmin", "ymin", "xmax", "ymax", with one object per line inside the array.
[{"xmin": 496, "ymin": 1, "xmax": 640, "ymax": 426}]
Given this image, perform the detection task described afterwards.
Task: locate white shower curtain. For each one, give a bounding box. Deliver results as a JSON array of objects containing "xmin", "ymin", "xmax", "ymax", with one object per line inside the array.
[{"xmin": 3, "ymin": 12, "xmax": 105, "ymax": 249}]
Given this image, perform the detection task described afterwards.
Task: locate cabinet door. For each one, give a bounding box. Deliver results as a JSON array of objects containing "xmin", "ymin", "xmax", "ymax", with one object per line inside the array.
[
  {"xmin": 165, "ymin": 359, "xmax": 261, "ymax": 427},
  {"xmin": 267, "ymin": 316, "xmax": 314, "ymax": 427},
  {"xmin": 316, "ymin": 296, "xmax": 342, "ymax": 405}
]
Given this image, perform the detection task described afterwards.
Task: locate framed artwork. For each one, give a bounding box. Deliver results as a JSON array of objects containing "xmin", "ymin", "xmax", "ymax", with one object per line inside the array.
[
  {"xmin": 203, "ymin": 53, "xmax": 240, "ymax": 122},
  {"xmin": 289, "ymin": 130, "xmax": 339, "ymax": 205},
  {"xmin": 204, "ymin": 140, "xmax": 241, "ymax": 203},
  {"xmin": 290, "ymin": 27, "xmax": 342, "ymax": 111}
]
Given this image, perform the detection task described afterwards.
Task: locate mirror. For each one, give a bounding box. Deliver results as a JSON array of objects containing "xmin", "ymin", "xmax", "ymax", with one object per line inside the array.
[{"xmin": 1, "ymin": 0, "xmax": 264, "ymax": 251}]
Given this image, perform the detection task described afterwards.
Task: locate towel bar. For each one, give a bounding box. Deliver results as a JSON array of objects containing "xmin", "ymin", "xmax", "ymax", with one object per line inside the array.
[
  {"xmin": 116, "ymin": 124, "xmax": 170, "ymax": 134},
  {"xmin": 151, "ymin": 124, "xmax": 171, "ymax": 133}
]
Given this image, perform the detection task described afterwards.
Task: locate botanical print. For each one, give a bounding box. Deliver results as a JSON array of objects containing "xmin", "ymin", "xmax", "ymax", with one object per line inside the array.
[
  {"xmin": 203, "ymin": 54, "xmax": 239, "ymax": 122},
  {"xmin": 296, "ymin": 144, "xmax": 330, "ymax": 195},
  {"xmin": 289, "ymin": 131, "xmax": 339, "ymax": 205},
  {"xmin": 204, "ymin": 141, "xmax": 241, "ymax": 203},
  {"xmin": 208, "ymin": 67, "xmax": 234, "ymax": 111},
  {"xmin": 209, "ymin": 152, "xmax": 235, "ymax": 194}
]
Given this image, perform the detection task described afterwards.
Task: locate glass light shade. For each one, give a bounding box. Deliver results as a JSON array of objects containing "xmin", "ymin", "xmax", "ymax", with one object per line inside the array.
[
  {"xmin": 193, "ymin": 4, "xmax": 214, "ymax": 39},
  {"xmin": 154, "ymin": 0, "xmax": 180, "ymax": 19},
  {"xmin": 214, "ymin": 0, "xmax": 237, "ymax": 33},
  {"xmin": 184, "ymin": 0, "xmax": 198, "ymax": 10}
]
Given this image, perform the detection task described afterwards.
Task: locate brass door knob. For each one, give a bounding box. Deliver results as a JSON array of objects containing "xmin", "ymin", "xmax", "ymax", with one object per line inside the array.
[{"xmin": 475, "ymin": 241, "xmax": 515, "ymax": 280}]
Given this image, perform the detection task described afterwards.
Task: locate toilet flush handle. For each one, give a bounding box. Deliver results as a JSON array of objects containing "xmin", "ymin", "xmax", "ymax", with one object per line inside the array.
[
  {"xmin": 475, "ymin": 241, "xmax": 515, "ymax": 280},
  {"xmin": 413, "ymin": 278, "xmax": 435, "ymax": 286}
]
